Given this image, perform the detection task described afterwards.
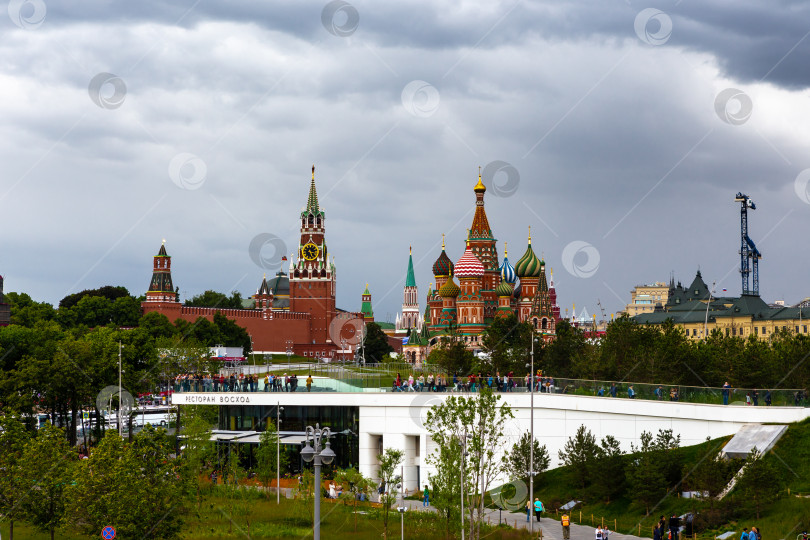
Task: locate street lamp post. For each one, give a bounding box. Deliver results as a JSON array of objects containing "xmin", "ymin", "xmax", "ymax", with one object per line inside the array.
[
  {"xmin": 529, "ymin": 334, "xmax": 535, "ymax": 535},
  {"xmin": 300, "ymin": 424, "xmax": 336, "ymax": 540},
  {"xmin": 459, "ymin": 430, "xmax": 468, "ymax": 540},
  {"xmin": 277, "ymin": 402, "xmax": 284, "ymax": 505},
  {"xmin": 703, "ymin": 281, "xmax": 716, "ymax": 339},
  {"xmin": 118, "ymin": 341, "xmax": 124, "ymax": 437}
]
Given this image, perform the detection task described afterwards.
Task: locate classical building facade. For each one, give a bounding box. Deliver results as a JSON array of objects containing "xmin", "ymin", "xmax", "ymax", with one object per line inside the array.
[
  {"xmin": 633, "ymin": 270, "xmax": 810, "ymax": 340},
  {"xmin": 141, "ymin": 166, "xmax": 363, "ymax": 357},
  {"xmin": 624, "ymin": 281, "xmax": 670, "ymax": 316}
]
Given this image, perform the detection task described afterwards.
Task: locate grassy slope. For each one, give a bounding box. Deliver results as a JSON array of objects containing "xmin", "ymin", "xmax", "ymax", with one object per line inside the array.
[{"xmin": 528, "ymin": 419, "xmax": 810, "ymax": 539}]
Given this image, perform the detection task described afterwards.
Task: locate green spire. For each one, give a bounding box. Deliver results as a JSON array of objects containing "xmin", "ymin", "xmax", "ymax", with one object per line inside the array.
[
  {"xmin": 306, "ymin": 164, "xmax": 319, "ymax": 213},
  {"xmin": 405, "ymin": 246, "xmax": 416, "ymax": 287},
  {"xmin": 361, "ymin": 283, "xmax": 373, "ymax": 318}
]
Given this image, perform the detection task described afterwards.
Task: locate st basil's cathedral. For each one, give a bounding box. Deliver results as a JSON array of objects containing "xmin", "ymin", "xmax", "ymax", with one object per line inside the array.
[{"xmin": 399, "ymin": 171, "xmax": 562, "ymax": 362}]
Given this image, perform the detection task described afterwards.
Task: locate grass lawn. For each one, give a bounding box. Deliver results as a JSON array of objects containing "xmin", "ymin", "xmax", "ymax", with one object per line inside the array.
[{"xmin": 2, "ymin": 487, "xmax": 534, "ymax": 539}]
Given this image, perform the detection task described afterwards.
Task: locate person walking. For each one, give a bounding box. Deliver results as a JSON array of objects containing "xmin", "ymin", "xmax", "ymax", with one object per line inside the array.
[
  {"xmin": 306, "ymin": 374, "xmax": 313, "ymax": 392},
  {"xmin": 561, "ymin": 512, "xmax": 571, "ymax": 540},
  {"xmin": 534, "ymin": 498, "xmax": 544, "ymax": 522},
  {"xmin": 654, "ymin": 523, "xmax": 662, "ymax": 540},
  {"xmin": 595, "ymin": 525, "xmax": 604, "ymax": 540},
  {"xmin": 741, "ymin": 528, "xmax": 750, "ymax": 540},
  {"xmin": 722, "ymin": 381, "xmax": 731, "ymax": 405},
  {"xmin": 526, "ymin": 499, "xmax": 532, "ymax": 522},
  {"xmin": 423, "ymin": 485, "xmax": 430, "ymax": 507},
  {"xmin": 628, "ymin": 385, "xmax": 636, "ymax": 399}
]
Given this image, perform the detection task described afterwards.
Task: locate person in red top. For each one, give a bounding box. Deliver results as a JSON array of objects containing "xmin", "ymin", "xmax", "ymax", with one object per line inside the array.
[{"xmin": 469, "ymin": 373, "xmax": 477, "ymax": 392}]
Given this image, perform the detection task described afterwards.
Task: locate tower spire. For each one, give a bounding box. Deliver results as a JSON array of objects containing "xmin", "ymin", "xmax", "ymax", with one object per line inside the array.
[
  {"xmin": 405, "ymin": 247, "xmax": 416, "ymax": 287},
  {"xmin": 306, "ymin": 164, "xmax": 319, "ymax": 214}
]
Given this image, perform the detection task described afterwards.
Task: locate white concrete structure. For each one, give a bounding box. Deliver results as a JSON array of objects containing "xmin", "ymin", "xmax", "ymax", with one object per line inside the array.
[{"xmin": 172, "ymin": 391, "xmax": 809, "ymax": 493}]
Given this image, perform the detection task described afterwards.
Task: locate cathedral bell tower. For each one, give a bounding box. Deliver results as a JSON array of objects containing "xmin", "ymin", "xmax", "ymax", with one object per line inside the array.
[{"xmin": 289, "ymin": 166, "xmax": 336, "ymax": 350}]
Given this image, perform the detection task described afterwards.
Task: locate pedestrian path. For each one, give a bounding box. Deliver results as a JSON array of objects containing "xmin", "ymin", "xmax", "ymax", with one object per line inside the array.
[{"xmin": 400, "ymin": 499, "xmax": 651, "ymax": 540}]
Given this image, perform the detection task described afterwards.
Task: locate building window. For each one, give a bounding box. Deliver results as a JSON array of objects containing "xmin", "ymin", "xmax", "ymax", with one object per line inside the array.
[
  {"xmin": 755, "ymin": 327, "xmax": 758, "ymax": 335},
  {"xmin": 762, "ymin": 327, "xmax": 766, "ymax": 335},
  {"xmin": 804, "ymin": 325, "xmax": 808, "ymax": 333},
  {"xmin": 725, "ymin": 328, "xmax": 730, "ymax": 336}
]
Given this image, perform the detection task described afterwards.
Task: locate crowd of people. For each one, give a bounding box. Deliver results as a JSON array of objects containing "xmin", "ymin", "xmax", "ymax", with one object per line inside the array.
[
  {"xmin": 391, "ymin": 371, "xmax": 559, "ymax": 393},
  {"xmin": 172, "ymin": 372, "xmax": 310, "ymax": 392}
]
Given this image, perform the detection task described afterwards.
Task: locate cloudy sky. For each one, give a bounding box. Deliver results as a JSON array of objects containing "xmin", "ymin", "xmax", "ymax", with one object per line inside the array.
[{"xmin": 2, "ymin": 0, "xmax": 809, "ymax": 322}]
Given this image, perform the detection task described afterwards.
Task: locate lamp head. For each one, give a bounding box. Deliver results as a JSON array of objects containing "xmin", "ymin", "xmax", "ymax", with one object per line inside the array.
[
  {"xmin": 300, "ymin": 441, "xmax": 315, "ymax": 463},
  {"xmin": 320, "ymin": 440, "xmax": 336, "ymax": 465}
]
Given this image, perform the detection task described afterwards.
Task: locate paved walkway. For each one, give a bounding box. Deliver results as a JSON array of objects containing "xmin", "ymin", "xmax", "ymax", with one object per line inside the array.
[{"xmin": 400, "ymin": 499, "xmax": 650, "ymax": 540}]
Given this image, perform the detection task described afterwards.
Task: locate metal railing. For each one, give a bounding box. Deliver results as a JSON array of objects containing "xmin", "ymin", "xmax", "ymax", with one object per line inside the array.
[{"xmin": 170, "ymin": 369, "xmax": 807, "ymax": 407}]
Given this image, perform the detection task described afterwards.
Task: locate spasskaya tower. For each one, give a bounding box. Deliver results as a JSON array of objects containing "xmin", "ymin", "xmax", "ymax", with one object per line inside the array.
[{"xmin": 288, "ymin": 165, "xmax": 337, "ymax": 352}]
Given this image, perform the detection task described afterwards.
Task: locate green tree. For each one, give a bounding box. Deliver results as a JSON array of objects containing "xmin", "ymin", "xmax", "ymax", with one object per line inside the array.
[
  {"xmin": 425, "ymin": 421, "xmax": 465, "ymax": 533},
  {"xmin": 429, "ymin": 324, "xmax": 476, "ymax": 375},
  {"xmin": 558, "ymin": 425, "xmax": 601, "ymax": 491},
  {"xmin": 735, "ymin": 448, "xmax": 783, "ymax": 519},
  {"xmin": 213, "ymin": 312, "xmax": 252, "ymax": 352},
  {"xmin": 19, "ymin": 423, "xmax": 77, "ymax": 540},
  {"xmin": 5, "ymin": 292, "xmax": 56, "ymax": 327},
  {"xmin": 59, "ymin": 285, "xmax": 131, "ymax": 309},
  {"xmin": 255, "ymin": 420, "xmax": 288, "ymax": 496},
  {"xmin": 377, "ymin": 447, "xmax": 403, "ymax": 539},
  {"xmin": 358, "ymin": 322, "xmax": 394, "ymax": 364},
  {"xmin": 592, "ymin": 435, "xmax": 626, "ymax": 503},
  {"xmin": 625, "ymin": 431, "xmax": 666, "ymax": 515},
  {"xmin": 425, "ymin": 389, "xmax": 514, "ymax": 540},
  {"xmin": 334, "ymin": 467, "xmax": 374, "ymax": 532},
  {"xmin": 185, "ymin": 290, "xmax": 243, "ymax": 309},
  {"xmin": 139, "ymin": 311, "xmax": 177, "ymax": 339},
  {"xmin": 180, "ymin": 406, "xmax": 215, "ymax": 508},
  {"xmin": 481, "ymin": 314, "xmax": 532, "ymax": 373},
  {"xmin": 506, "ymin": 432, "xmax": 550, "ymax": 486},
  {"xmin": 543, "ymin": 319, "xmax": 587, "ymax": 377},
  {"xmin": 65, "ymin": 427, "xmax": 188, "ymax": 539},
  {"xmin": 687, "ymin": 443, "xmax": 739, "ymax": 511},
  {"xmin": 0, "ymin": 416, "xmax": 32, "ymax": 540}
]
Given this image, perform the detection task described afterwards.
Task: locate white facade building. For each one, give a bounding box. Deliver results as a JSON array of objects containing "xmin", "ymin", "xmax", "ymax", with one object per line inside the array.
[{"xmin": 172, "ymin": 390, "xmax": 809, "ymax": 494}]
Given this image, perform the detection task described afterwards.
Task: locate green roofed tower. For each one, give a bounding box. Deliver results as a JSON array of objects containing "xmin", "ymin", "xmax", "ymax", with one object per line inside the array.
[
  {"xmin": 397, "ymin": 246, "xmax": 422, "ymax": 332},
  {"xmin": 361, "ymin": 284, "xmax": 374, "ymax": 322}
]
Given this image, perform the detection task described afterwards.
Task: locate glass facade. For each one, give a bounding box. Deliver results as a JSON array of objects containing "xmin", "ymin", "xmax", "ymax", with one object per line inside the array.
[{"xmin": 218, "ymin": 405, "xmax": 360, "ymax": 472}]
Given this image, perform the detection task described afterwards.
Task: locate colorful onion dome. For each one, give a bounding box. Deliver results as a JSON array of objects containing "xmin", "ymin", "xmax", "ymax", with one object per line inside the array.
[
  {"xmin": 438, "ymin": 278, "xmax": 460, "ymax": 298},
  {"xmin": 432, "ymin": 234, "xmax": 454, "ymax": 277},
  {"xmin": 454, "ymin": 243, "xmax": 484, "ymax": 278},
  {"xmin": 496, "ymin": 281, "xmax": 514, "ymax": 297},
  {"xmin": 499, "ymin": 245, "xmax": 517, "ymax": 284},
  {"xmin": 515, "ymin": 229, "xmax": 541, "ymax": 278}
]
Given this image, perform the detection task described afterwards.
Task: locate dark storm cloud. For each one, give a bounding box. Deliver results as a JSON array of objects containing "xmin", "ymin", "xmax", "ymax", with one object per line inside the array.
[
  {"xmin": 42, "ymin": 0, "xmax": 810, "ymax": 90},
  {"xmin": 1, "ymin": 0, "xmax": 808, "ymax": 320}
]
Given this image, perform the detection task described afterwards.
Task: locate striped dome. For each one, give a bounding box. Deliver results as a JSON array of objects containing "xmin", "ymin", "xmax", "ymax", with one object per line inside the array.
[
  {"xmin": 496, "ymin": 281, "xmax": 514, "ymax": 297},
  {"xmin": 454, "ymin": 245, "xmax": 484, "ymax": 278},
  {"xmin": 438, "ymin": 278, "xmax": 460, "ymax": 298},
  {"xmin": 499, "ymin": 256, "xmax": 517, "ymax": 284},
  {"xmin": 515, "ymin": 242, "xmax": 541, "ymax": 278},
  {"xmin": 432, "ymin": 249, "xmax": 454, "ymax": 277}
]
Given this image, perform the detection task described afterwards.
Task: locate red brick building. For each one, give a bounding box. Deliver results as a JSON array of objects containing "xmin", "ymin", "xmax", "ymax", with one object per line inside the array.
[{"xmin": 141, "ymin": 166, "xmax": 364, "ymax": 357}]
